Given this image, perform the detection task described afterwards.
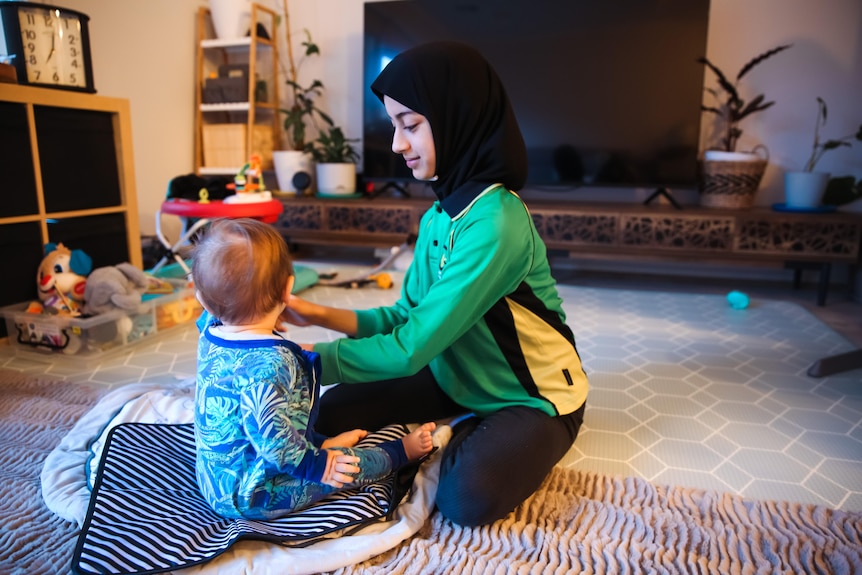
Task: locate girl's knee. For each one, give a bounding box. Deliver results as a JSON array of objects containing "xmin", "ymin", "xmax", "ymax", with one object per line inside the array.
[{"xmin": 435, "ymin": 473, "xmax": 511, "ymax": 527}]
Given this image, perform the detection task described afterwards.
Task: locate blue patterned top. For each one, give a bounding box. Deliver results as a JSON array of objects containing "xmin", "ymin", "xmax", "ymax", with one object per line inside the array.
[{"xmin": 193, "ymin": 311, "xmax": 333, "ymax": 518}]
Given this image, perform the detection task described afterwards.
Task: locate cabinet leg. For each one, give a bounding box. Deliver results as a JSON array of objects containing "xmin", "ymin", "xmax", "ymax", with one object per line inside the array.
[
  {"xmin": 817, "ymin": 263, "xmax": 831, "ymax": 307},
  {"xmin": 793, "ymin": 268, "xmax": 802, "ymax": 289},
  {"xmin": 808, "ymin": 348, "xmax": 862, "ymax": 377}
]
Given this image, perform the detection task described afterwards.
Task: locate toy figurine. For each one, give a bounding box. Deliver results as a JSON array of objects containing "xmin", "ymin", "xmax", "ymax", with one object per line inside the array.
[
  {"xmin": 224, "ymin": 154, "xmax": 272, "ymax": 203},
  {"xmin": 233, "ymin": 154, "xmax": 264, "ymax": 194},
  {"xmin": 233, "ymin": 172, "xmax": 247, "ymax": 193}
]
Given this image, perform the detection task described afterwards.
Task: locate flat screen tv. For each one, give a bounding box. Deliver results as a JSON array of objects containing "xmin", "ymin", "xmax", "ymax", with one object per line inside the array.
[{"xmin": 362, "ymin": 0, "xmax": 711, "ymax": 191}]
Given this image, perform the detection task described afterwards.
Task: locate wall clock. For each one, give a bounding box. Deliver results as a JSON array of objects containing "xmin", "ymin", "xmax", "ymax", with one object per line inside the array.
[{"xmin": 0, "ymin": 1, "xmax": 95, "ymax": 92}]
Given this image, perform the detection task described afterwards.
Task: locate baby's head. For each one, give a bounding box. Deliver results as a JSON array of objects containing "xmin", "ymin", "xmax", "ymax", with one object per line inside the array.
[{"xmin": 191, "ymin": 218, "xmax": 293, "ymax": 325}]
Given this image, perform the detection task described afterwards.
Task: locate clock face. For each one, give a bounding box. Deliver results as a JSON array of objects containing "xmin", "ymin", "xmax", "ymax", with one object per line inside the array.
[{"xmin": 17, "ymin": 5, "xmax": 88, "ymax": 89}]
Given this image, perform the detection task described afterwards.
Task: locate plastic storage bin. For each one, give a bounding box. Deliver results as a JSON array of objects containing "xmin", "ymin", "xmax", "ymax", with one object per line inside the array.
[{"xmin": 0, "ymin": 282, "xmax": 201, "ymax": 366}]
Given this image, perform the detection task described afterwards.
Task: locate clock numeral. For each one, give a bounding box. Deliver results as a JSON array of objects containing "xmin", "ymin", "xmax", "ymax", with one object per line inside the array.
[
  {"xmin": 25, "ymin": 13, "xmax": 36, "ymax": 25},
  {"xmin": 24, "ymin": 29, "xmax": 36, "ymax": 40},
  {"xmin": 42, "ymin": 14, "xmax": 53, "ymax": 27},
  {"xmin": 70, "ymin": 73, "xmax": 77, "ymax": 83},
  {"xmin": 68, "ymin": 34, "xmax": 78, "ymax": 46},
  {"xmin": 26, "ymin": 42, "xmax": 36, "ymax": 53},
  {"xmin": 53, "ymin": 72, "xmax": 60, "ymax": 82},
  {"xmin": 71, "ymin": 59, "xmax": 79, "ymax": 68},
  {"xmin": 70, "ymin": 47, "xmax": 78, "ymax": 57},
  {"xmin": 28, "ymin": 54, "xmax": 38, "ymax": 65}
]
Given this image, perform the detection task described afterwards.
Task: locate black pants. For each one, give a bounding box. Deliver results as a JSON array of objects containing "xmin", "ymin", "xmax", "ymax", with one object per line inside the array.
[{"xmin": 315, "ymin": 366, "xmax": 586, "ymax": 527}]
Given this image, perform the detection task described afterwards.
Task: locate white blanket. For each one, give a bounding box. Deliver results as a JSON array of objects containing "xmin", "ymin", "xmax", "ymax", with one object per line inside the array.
[{"xmin": 42, "ymin": 379, "xmax": 449, "ymax": 575}]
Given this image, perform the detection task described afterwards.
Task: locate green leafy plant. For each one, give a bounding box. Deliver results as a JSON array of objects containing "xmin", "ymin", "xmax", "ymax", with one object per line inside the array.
[
  {"xmin": 803, "ymin": 97, "xmax": 862, "ymax": 172},
  {"xmin": 822, "ymin": 175, "xmax": 862, "ymax": 206},
  {"xmin": 698, "ymin": 44, "xmax": 792, "ymax": 152},
  {"xmin": 275, "ymin": 2, "xmax": 358, "ymax": 164},
  {"xmin": 277, "ymin": 27, "xmax": 332, "ymax": 150},
  {"xmin": 307, "ymin": 126, "xmax": 360, "ymax": 164}
]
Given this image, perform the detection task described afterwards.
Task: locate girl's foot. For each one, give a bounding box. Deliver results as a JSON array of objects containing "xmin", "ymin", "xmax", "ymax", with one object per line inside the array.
[{"xmin": 403, "ymin": 422, "xmax": 436, "ymax": 461}]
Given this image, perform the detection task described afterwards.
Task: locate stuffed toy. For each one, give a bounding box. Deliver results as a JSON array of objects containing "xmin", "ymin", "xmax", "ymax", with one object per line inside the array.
[
  {"xmin": 82, "ymin": 262, "xmax": 151, "ymax": 316},
  {"xmin": 36, "ymin": 242, "xmax": 93, "ymax": 315}
]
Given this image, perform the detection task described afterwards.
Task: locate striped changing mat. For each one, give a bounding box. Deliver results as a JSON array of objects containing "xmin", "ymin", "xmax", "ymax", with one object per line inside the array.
[{"xmin": 72, "ymin": 422, "xmax": 414, "ymax": 575}]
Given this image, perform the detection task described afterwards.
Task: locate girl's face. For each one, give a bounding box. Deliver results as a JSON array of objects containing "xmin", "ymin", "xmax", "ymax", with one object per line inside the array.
[{"xmin": 384, "ymin": 96, "xmax": 436, "ymax": 181}]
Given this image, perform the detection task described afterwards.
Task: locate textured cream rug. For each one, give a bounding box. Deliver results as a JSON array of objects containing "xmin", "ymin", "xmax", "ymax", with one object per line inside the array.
[
  {"xmin": 3, "ymin": 368, "xmax": 862, "ymax": 575},
  {"xmin": 0, "ymin": 369, "xmax": 107, "ymax": 574},
  {"xmin": 326, "ymin": 467, "xmax": 862, "ymax": 574}
]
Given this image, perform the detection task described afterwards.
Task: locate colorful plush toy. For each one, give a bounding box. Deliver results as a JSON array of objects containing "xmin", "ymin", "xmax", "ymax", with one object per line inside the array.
[{"xmin": 36, "ymin": 242, "xmax": 93, "ymax": 315}]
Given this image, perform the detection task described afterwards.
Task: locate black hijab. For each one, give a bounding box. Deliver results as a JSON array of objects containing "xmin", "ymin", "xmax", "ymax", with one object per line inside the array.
[{"xmin": 371, "ymin": 41, "xmax": 527, "ymax": 215}]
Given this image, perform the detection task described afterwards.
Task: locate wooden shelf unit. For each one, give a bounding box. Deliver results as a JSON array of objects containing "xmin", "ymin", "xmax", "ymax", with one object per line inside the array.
[
  {"xmin": 193, "ymin": 4, "xmax": 279, "ymax": 175},
  {"xmin": 0, "ymin": 84, "xmax": 141, "ymax": 331}
]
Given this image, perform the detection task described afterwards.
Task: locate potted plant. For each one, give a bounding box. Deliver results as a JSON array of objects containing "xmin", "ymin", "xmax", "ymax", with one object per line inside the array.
[
  {"xmin": 822, "ymin": 176, "xmax": 862, "ymax": 209},
  {"xmin": 279, "ymin": 29, "xmax": 332, "ymax": 151},
  {"xmin": 307, "ymin": 125, "xmax": 361, "ymax": 196},
  {"xmin": 784, "ymin": 97, "xmax": 862, "ymax": 208},
  {"xmin": 697, "ymin": 44, "xmax": 792, "ymax": 208}
]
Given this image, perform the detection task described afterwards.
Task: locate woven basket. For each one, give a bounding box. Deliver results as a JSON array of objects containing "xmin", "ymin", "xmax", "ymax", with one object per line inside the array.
[{"xmin": 698, "ymin": 151, "xmax": 768, "ymax": 209}]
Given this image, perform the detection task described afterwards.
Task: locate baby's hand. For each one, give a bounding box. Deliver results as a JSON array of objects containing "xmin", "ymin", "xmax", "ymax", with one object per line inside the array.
[
  {"xmin": 322, "ymin": 451, "xmax": 360, "ymax": 488},
  {"xmin": 322, "ymin": 429, "xmax": 368, "ymax": 449}
]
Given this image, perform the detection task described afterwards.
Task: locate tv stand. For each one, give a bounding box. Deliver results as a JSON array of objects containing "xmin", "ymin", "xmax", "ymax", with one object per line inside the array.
[
  {"xmin": 274, "ymin": 197, "xmax": 862, "ymax": 306},
  {"xmin": 644, "ymin": 187, "xmax": 683, "ymax": 210}
]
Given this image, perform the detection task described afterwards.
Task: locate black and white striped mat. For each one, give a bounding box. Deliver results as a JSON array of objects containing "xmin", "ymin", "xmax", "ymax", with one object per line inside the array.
[{"xmin": 72, "ymin": 422, "xmax": 412, "ymax": 575}]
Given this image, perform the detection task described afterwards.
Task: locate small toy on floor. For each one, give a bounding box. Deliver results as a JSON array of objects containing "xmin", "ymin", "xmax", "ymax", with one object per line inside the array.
[
  {"xmin": 317, "ymin": 272, "xmax": 393, "ymax": 289},
  {"xmin": 317, "ymin": 237, "xmax": 414, "ymax": 289},
  {"xmin": 726, "ymin": 290, "xmax": 750, "ymax": 310}
]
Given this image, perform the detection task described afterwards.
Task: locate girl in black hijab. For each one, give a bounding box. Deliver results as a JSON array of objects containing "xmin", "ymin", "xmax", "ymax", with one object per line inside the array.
[
  {"xmin": 370, "ymin": 40, "xmax": 528, "ymax": 213},
  {"xmin": 285, "ymin": 41, "xmax": 588, "ymax": 526}
]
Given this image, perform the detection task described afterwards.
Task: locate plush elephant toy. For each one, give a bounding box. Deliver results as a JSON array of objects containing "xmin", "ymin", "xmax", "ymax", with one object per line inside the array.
[{"xmin": 82, "ymin": 262, "xmax": 151, "ymax": 316}]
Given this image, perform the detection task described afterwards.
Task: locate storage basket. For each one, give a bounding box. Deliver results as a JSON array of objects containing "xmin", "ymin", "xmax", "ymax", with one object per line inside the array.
[
  {"xmin": 698, "ymin": 157, "xmax": 768, "ymax": 208},
  {"xmin": 698, "ymin": 147, "xmax": 769, "ymax": 209}
]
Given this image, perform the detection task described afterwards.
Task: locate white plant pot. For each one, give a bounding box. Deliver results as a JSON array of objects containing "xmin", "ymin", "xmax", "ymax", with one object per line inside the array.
[
  {"xmin": 316, "ymin": 163, "xmax": 357, "ymax": 196},
  {"xmin": 209, "ymin": 0, "xmax": 251, "ymax": 40},
  {"xmin": 784, "ymin": 171, "xmax": 830, "ymax": 208},
  {"xmin": 273, "ymin": 150, "xmax": 314, "ymax": 195}
]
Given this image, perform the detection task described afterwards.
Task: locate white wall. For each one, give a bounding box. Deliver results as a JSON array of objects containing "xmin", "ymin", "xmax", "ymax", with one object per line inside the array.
[{"xmin": 42, "ymin": 0, "xmax": 862, "ymax": 238}]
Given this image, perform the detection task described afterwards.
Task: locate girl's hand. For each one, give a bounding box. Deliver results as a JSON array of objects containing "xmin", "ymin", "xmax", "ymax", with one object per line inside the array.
[
  {"xmin": 322, "ymin": 429, "xmax": 368, "ymax": 449},
  {"xmin": 279, "ymin": 294, "xmax": 314, "ymax": 328},
  {"xmin": 321, "ymin": 451, "xmax": 360, "ymax": 488},
  {"xmin": 278, "ymin": 296, "xmax": 360, "ymax": 337}
]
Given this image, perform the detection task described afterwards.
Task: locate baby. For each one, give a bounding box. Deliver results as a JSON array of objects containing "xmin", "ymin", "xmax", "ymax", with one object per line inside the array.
[{"xmin": 190, "ymin": 217, "xmax": 435, "ymax": 519}]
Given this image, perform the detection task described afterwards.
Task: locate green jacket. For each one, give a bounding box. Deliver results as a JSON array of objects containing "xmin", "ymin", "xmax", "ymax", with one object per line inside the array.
[{"xmin": 316, "ymin": 184, "xmax": 588, "ymax": 417}]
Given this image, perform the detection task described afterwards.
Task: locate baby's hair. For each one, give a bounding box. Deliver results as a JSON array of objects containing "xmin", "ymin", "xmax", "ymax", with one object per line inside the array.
[{"xmin": 191, "ymin": 218, "xmax": 293, "ymax": 325}]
